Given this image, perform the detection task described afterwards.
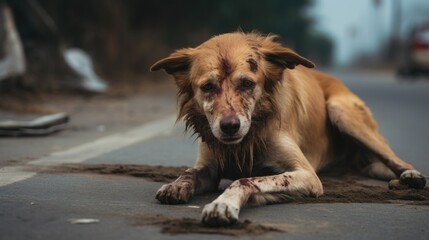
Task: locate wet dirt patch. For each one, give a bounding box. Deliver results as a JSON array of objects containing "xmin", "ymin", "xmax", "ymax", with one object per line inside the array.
[
  {"xmin": 36, "ymin": 163, "xmax": 429, "ymax": 205},
  {"xmin": 133, "ymin": 214, "xmax": 289, "ymax": 236},
  {"xmin": 36, "ymin": 163, "xmax": 188, "ymax": 182},
  {"xmin": 294, "ymin": 176, "xmax": 429, "ymax": 205}
]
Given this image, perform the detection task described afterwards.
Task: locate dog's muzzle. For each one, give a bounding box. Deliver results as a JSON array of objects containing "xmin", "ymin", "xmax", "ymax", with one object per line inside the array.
[{"xmin": 219, "ymin": 116, "xmax": 242, "ymax": 143}]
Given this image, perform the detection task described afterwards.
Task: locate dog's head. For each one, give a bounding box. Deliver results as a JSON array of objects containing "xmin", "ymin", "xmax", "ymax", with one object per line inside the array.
[{"xmin": 151, "ymin": 32, "xmax": 314, "ymax": 144}]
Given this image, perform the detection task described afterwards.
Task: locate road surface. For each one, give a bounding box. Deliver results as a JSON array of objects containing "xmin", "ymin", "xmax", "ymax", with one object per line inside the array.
[{"xmin": 1, "ymin": 70, "xmax": 428, "ymax": 239}]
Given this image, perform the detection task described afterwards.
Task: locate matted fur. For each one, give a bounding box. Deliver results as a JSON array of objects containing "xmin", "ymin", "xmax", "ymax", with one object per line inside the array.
[
  {"xmin": 169, "ymin": 33, "xmax": 303, "ymax": 172},
  {"xmin": 151, "ymin": 32, "xmax": 426, "ymax": 227},
  {"xmin": 182, "ymin": 91, "xmax": 279, "ymax": 172}
]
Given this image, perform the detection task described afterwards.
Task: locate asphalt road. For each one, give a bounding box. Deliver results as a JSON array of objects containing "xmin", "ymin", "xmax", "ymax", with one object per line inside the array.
[{"xmin": 1, "ymin": 69, "xmax": 429, "ymax": 239}]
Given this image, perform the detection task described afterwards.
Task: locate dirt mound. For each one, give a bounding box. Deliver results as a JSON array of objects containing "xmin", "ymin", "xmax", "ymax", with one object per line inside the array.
[
  {"xmin": 37, "ymin": 163, "xmax": 429, "ymax": 205},
  {"xmin": 133, "ymin": 214, "xmax": 289, "ymax": 236}
]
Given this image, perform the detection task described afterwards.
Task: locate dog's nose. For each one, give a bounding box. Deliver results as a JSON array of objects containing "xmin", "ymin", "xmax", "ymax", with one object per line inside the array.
[{"xmin": 220, "ymin": 116, "xmax": 240, "ymax": 135}]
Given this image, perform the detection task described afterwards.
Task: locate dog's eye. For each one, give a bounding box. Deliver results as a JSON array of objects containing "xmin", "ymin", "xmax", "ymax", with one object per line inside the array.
[
  {"xmin": 201, "ymin": 82, "xmax": 216, "ymax": 92},
  {"xmin": 240, "ymin": 79, "xmax": 256, "ymax": 90}
]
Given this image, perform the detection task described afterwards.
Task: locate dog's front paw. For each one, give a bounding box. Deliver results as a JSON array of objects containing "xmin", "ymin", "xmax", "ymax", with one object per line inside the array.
[
  {"xmin": 399, "ymin": 170, "xmax": 426, "ymax": 189},
  {"xmin": 201, "ymin": 202, "xmax": 239, "ymax": 227},
  {"xmin": 155, "ymin": 182, "xmax": 194, "ymax": 204}
]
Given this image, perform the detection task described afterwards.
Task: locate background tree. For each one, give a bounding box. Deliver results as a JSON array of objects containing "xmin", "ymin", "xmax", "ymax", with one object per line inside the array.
[{"xmin": 12, "ymin": 0, "xmax": 333, "ymax": 87}]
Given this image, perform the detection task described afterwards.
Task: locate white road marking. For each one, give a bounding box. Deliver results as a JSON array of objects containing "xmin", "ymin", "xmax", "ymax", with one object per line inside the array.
[
  {"xmin": 0, "ymin": 114, "xmax": 176, "ymax": 187},
  {"xmin": 0, "ymin": 166, "xmax": 37, "ymax": 187}
]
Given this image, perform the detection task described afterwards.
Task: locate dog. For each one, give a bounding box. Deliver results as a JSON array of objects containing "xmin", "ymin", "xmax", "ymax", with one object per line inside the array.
[{"xmin": 150, "ymin": 32, "xmax": 426, "ymax": 226}]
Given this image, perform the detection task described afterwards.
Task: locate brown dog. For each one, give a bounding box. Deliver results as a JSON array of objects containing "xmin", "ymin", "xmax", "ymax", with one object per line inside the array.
[{"xmin": 150, "ymin": 32, "xmax": 426, "ymax": 226}]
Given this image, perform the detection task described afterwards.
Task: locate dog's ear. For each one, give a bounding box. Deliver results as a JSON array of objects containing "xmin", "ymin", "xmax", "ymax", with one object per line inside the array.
[
  {"xmin": 261, "ymin": 46, "xmax": 315, "ymax": 69},
  {"xmin": 150, "ymin": 48, "xmax": 194, "ymax": 75},
  {"xmin": 150, "ymin": 48, "xmax": 195, "ymax": 92}
]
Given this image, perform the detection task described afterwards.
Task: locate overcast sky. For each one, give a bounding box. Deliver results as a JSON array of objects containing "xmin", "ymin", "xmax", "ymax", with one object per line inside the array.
[{"xmin": 312, "ymin": 0, "xmax": 429, "ymax": 65}]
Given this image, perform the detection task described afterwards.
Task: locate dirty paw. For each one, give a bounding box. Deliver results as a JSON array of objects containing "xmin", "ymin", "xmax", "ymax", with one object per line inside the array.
[
  {"xmin": 155, "ymin": 182, "xmax": 194, "ymax": 204},
  {"xmin": 399, "ymin": 170, "xmax": 426, "ymax": 189},
  {"xmin": 202, "ymin": 202, "xmax": 239, "ymax": 227}
]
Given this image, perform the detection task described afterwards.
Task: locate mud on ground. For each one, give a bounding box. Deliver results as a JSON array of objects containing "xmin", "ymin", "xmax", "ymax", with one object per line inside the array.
[
  {"xmin": 37, "ymin": 163, "xmax": 429, "ymax": 205},
  {"xmin": 133, "ymin": 214, "xmax": 291, "ymax": 237},
  {"xmin": 37, "ymin": 163, "xmax": 188, "ymax": 183},
  {"xmin": 34, "ymin": 163, "xmax": 429, "ymax": 236}
]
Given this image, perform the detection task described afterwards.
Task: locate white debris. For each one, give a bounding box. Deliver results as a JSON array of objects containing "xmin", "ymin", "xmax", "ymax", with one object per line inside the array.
[
  {"xmin": 187, "ymin": 205, "xmax": 200, "ymax": 209},
  {"xmin": 68, "ymin": 218, "xmax": 100, "ymax": 224},
  {"xmin": 0, "ymin": 6, "xmax": 26, "ymax": 81},
  {"xmin": 63, "ymin": 48, "xmax": 108, "ymax": 93}
]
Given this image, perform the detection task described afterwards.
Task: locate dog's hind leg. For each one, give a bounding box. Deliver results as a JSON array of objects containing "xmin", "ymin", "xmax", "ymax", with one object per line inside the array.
[
  {"xmin": 354, "ymin": 150, "xmax": 396, "ymax": 180},
  {"xmin": 361, "ymin": 161, "xmax": 396, "ymax": 181},
  {"xmin": 326, "ymin": 93, "xmax": 426, "ymax": 189}
]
